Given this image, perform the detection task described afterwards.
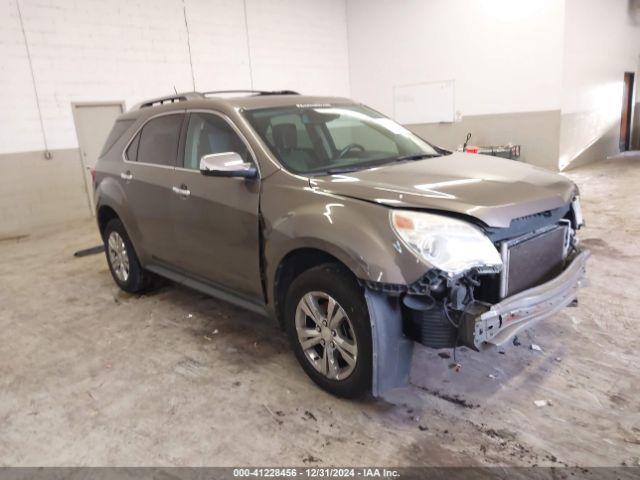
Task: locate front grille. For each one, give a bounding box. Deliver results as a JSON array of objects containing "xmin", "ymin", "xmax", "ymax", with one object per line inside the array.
[{"xmin": 501, "ymin": 226, "xmax": 567, "ymax": 297}]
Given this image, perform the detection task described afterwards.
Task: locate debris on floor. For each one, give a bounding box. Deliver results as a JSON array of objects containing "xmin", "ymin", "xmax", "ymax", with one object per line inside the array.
[
  {"xmin": 302, "ymin": 454, "xmax": 321, "ymax": 464},
  {"xmin": 303, "ymin": 410, "xmax": 318, "ymax": 421},
  {"xmin": 73, "ymin": 245, "xmax": 104, "ymax": 257},
  {"xmin": 263, "ymin": 404, "xmax": 283, "ymax": 425},
  {"xmin": 0, "ymin": 234, "xmax": 29, "ymax": 243},
  {"xmin": 531, "ymin": 344, "xmax": 543, "ymax": 352},
  {"xmin": 204, "ymin": 329, "xmax": 219, "ymax": 341},
  {"xmin": 534, "ymin": 399, "xmax": 552, "ymax": 407},
  {"xmin": 449, "ymin": 362, "xmax": 462, "ymax": 372},
  {"xmin": 413, "ymin": 384, "xmax": 479, "ymax": 409}
]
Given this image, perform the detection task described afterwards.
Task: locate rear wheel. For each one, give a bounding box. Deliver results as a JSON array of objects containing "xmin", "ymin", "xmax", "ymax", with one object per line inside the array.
[
  {"xmin": 285, "ymin": 263, "xmax": 372, "ymax": 398},
  {"xmin": 103, "ymin": 218, "xmax": 151, "ymax": 293}
]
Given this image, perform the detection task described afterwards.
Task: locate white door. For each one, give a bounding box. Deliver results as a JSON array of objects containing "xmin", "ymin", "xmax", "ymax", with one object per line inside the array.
[{"xmin": 72, "ymin": 102, "xmax": 124, "ymax": 214}]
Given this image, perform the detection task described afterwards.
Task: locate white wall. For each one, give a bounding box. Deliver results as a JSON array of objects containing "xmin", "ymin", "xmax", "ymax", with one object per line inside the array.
[
  {"xmin": 0, "ymin": 0, "xmax": 350, "ymax": 155},
  {"xmin": 559, "ymin": 0, "xmax": 640, "ymax": 169},
  {"xmin": 346, "ymin": 0, "xmax": 566, "ymax": 120},
  {"xmin": 0, "ymin": 0, "xmax": 42, "ymax": 154},
  {"xmin": 246, "ymin": 0, "xmax": 350, "ymax": 95}
]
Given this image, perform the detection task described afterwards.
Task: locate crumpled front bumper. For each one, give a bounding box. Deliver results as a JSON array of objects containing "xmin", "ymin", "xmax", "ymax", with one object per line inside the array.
[{"xmin": 460, "ymin": 249, "xmax": 591, "ymax": 350}]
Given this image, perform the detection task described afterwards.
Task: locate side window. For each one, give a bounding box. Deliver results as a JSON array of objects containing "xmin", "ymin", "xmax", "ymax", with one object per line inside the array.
[
  {"xmin": 183, "ymin": 113, "xmax": 250, "ymax": 170},
  {"xmin": 125, "ymin": 132, "xmax": 140, "ymax": 162},
  {"xmin": 137, "ymin": 114, "xmax": 184, "ymax": 166}
]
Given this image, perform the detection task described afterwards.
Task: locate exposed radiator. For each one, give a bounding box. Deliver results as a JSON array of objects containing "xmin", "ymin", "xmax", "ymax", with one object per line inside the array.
[{"xmin": 500, "ymin": 225, "xmax": 568, "ymax": 298}]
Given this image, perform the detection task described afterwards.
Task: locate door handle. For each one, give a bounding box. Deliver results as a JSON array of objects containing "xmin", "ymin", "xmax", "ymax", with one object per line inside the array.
[
  {"xmin": 120, "ymin": 171, "xmax": 133, "ymax": 181},
  {"xmin": 172, "ymin": 185, "xmax": 191, "ymax": 197}
]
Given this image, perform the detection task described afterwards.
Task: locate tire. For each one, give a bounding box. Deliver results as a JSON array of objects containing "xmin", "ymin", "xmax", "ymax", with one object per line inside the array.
[
  {"xmin": 284, "ymin": 263, "xmax": 372, "ymax": 398},
  {"xmin": 103, "ymin": 218, "xmax": 151, "ymax": 293}
]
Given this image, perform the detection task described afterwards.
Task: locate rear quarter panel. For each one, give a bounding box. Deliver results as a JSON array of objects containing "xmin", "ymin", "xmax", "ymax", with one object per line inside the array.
[{"xmin": 94, "ymin": 118, "xmax": 149, "ymax": 264}]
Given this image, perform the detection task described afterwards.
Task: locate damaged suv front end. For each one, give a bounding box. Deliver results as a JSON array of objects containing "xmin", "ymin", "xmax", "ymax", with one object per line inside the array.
[
  {"xmin": 357, "ymin": 196, "xmax": 589, "ymax": 395},
  {"xmin": 388, "ymin": 198, "xmax": 588, "ymax": 352}
]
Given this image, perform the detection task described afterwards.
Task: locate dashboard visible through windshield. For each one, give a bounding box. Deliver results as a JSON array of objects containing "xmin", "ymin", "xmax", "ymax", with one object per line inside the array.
[{"xmin": 243, "ymin": 104, "xmax": 444, "ymax": 175}]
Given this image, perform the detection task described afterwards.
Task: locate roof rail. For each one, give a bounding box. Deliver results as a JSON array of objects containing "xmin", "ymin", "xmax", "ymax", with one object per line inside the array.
[
  {"xmin": 132, "ymin": 92, "xmax": 205, "ymax": 110},
  {"xmin": 131, "ymin": 89, "xmax": 300, "ymax": 110},
  {"xmin": 202, "ymin": 90, "xmax": 299, "ymax": 97}
]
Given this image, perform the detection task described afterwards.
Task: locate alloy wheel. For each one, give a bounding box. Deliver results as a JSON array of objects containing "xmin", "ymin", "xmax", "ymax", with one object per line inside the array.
[
  {"xmin": 107, "ymin": 231, "xmax": 130, "ymax": 283},
  {"xmin": 295, "ymin": 291, "xmax": 358, "ymax": 380}
]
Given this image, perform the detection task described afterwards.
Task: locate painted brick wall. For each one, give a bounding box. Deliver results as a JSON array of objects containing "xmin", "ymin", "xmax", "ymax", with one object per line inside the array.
[
  {"xmin": 0, "ymin": 0, "xmax": 350, "ymax": 233},
  {"xmin": 1, "ymin": 0, "xmax": 349, "ymax": 154},
  {"xmin": 0, "ymin": 0, "xmax": 43, "ymax": 153}
]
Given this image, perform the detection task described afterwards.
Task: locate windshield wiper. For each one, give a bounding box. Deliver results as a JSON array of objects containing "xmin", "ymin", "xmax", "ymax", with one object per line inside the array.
[
  {"xmin": 394, "ymin": 153, "xmax": 441, "ymax": 162},
  {"xmin": 310, "ymin": 154, "xmax": 441, "ymax": 176},
  {"xmin": 322, "ymin": 166, "xmax": 362, "ymax": 175}
]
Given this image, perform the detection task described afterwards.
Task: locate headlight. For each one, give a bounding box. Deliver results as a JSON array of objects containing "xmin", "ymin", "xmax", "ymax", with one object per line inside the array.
[
  {"xmin": 571, "ymin": 196, "xmax": 584, "ymax": 228},
  {"xmin": 390, "ymin": 210, "xmax": 502, "ymax": 276}
]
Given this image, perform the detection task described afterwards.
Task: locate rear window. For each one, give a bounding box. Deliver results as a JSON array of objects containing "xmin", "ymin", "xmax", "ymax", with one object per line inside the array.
[{"xmin": 100, "ymin": 119, "xmax": 134, "ymax": 157}]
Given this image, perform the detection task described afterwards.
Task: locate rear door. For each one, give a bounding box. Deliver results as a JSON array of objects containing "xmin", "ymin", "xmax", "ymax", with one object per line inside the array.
[
  {"xmin": 170, "ymin": 111, "xmax": 263, "ymax": 300},
  {"xmin": 121, "ymin": 112, "xmax": 184, "ymax": 265}
]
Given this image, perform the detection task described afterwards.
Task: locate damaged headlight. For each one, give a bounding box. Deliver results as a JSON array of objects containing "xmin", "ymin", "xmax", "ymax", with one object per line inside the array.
[
  {"xmin": 390, "ymin": 210, "xmax": 502, "ymax": 276},
  {"xmin": 572, "ymin": 196, "xmax": 584, "ymax": 228}
]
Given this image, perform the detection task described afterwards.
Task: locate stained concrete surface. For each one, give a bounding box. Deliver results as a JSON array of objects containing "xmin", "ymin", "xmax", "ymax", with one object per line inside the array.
[{"xmin": 1, "ymin": 154, "xmax": 639, "ymax": 467}]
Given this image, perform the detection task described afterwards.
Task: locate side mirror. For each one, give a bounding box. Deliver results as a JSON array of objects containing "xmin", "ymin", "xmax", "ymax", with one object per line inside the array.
[{"xmin": 199, "ymin": 152, "xmax": 258, "ymax": 179}]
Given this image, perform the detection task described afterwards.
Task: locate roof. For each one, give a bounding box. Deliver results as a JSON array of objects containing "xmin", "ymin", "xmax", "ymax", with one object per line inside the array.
[{"xmin": 127, "ymin": 90, "xmax": 354, "ymax": 113}]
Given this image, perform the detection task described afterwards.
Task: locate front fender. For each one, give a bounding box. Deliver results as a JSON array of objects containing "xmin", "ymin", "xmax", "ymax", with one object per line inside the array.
[{"xmin": 261, "ymin": 171, "xmax": 429, "ymax": 305}]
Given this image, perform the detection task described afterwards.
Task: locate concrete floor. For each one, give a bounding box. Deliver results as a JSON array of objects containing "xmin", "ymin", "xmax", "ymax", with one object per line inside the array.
[{"xmin": 1, "ymin": 154, "xmax": 639, "ymax": 467}]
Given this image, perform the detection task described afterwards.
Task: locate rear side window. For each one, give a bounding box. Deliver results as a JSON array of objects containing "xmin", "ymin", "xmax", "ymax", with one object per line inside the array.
[
  {"xmin": 137, "ymin": 114, "xmax": 184, "ymax": 166},
  {"xmin": 125, "ymin": 132, "xmax": 140, "ymax": 162},
  {"xmin": 100, "ymin": 119, "xmax": 134, "ymax": 157}
]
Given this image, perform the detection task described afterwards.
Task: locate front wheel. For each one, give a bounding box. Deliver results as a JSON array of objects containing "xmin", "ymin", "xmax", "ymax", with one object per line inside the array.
[{"xmin": 285, "ymin": 263, "xmax": 372, "ymax": 398}]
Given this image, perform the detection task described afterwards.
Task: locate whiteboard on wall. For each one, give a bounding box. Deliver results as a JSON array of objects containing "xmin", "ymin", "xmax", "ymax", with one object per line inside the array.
[{"xmin": 393, "ymin": 80, "xmax": 455, "ymax": 124}]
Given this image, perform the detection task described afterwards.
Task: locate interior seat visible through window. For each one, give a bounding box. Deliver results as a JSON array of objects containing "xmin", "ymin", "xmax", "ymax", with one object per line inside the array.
[
  {"xmin": 184, "ymin": 112, "xmax": 250, "ymax": 170},
  {"xmin": 272, "ymin": 123, "xmax": 314, "ymax": 172}
]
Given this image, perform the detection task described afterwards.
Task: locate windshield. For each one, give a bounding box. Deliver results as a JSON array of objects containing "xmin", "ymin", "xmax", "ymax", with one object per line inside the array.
[{"xmin": 243, "ymin": 104, "xmax": 443, "ymax": 175}]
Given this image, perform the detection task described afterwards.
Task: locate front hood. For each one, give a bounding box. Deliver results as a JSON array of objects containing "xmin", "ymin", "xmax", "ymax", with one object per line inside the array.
[{"xmin": 310, "ymin": 152, "xmax": 576, "ymax": 228}]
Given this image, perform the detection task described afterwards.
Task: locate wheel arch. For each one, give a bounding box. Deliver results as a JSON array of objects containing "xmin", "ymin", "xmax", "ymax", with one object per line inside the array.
[
  {"xmin": 97, "ymin": 204, "xmax": 120, "ymax": 238},
  {"xmin": 271, "ymin": 246, "xmax": 360, "ymax": 329}
]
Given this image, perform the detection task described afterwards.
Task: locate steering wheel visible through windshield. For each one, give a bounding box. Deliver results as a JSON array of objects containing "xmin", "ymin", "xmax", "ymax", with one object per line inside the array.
[{"xmin": 243, "ymin": 104, "xmax": 444, "ymax": 175}]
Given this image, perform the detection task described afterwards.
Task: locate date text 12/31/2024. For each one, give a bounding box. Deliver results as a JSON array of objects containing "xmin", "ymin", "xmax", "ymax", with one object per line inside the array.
[{"xmin": 233, "ymin": 468, "xmax": 401, "ymax": 478}]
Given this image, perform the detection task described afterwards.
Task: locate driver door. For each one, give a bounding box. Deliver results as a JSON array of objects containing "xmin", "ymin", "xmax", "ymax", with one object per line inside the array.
[{"xmin": 170, "ymin": 111, "xmax": 263, "ymax": 300}]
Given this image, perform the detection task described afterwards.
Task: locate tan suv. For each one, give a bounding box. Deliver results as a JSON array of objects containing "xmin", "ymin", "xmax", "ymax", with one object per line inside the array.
[{"xmin": 94, "ymin": 90, "xmax": 590, "ymax": 398}]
